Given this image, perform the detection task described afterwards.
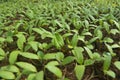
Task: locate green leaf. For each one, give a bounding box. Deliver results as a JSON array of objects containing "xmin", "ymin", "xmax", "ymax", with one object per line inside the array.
[
  {"xmin": 105, "ymin": 43, "xmax": 115, "ymax": 56},
  {"xmin": 43, "ymin": 53, "xmax": 56, "ymax": 60},
  {"xmin": 82, "ymin": 32, "xmax": 92, "ymax": 36},
  {"xmin": 86, "ymin": 44, "xmax": 94, "ymax": 49},
  {"xmin": 103, "ymin": 37, "xmax": 114, "ymax": 43},
  {"xmin": 16, "ymin": 62, "xmax": 37, "ymax": 72},
  {"xmin": 111, "ymin": 44, "xmax": 120, "ymax": 48},
  {"xmin": 72, "ymin": 47, "xmax": 84, "ymax": 64},
  {"xmin": 35, "ymin": 71, "xmax": 44, "ymax": 80},
  {"xmin": 114, "ymin": 61, "xmax": 120, "ymax": 70},
  {"xmin": 28, "ymin": 41, "xmax": 38, "ymax": 51},
  {"xmin": 78, "ymin": 36, "xmax": 85, "ymax": 42},
  {"xmin": 88, "ymin": 37, "xmax": 98, "ymax": 44},
  {"xmin": 74, "ymin": 65, "xmax": 85, "ymax": 80},
  {"xmin": 84, "ymin": 20, "xmax": 89, "ymax": 28},
  {"xmin": 103, "ymin": 53, "xmax": 111, "ymax": 71},
  {"xmin": 0, "ymin": 37, "xmax": 5, "ymax": 43},
  {"xmin": 27, "ymin": 36, "xmax": 35, "ymax": 42},
  {"xmin": 55, "ymin": 52, "xmax": 64, "ymax": 62},
  {"xmin": 0, "ymin": 48, "xmax": 5, "ymax": 56},
  {"xmin": 26, "ymin": 9, "xmax": 34, "ymax": 19},
  {"xmin": 106, "ymin": 70, "xmax": 116, "ymax": 78},
  {"xmin": 27, "ymin": 73, "xmax": 36, "ymax": 80},
  {"xmin": 71, "ymin": 34, "xmax": 78, "ymax": 47},
  {"xmin": 16, "ymin": 34, "xmax": 26, "ymax": 50},
  {"xmin": 62, "ymin": 56, "xmax": 74, "ymax": 65},
  {"xmin": 63, "ymin": 33, "xmax": 72, "ymax": 38},
  {"xmin": 110, "ymin": 29, "xmax": 120, "ymax": 35},
  {"xmin": 0, "ymin": 65, "xmax": 19, "ymax": 73},
  {"xmin": 32, "ymin": 28, "xmax": 43, "ymax": 35},
  {"xmin": 113, "ymin": 20, "xmax": 120, "ymax": 30},
  {"xmin": 54, "ymin": 20, "xmax": 63, "ymax": 28},
  {"xmin": 92, "ymin": 52, "xmax": 101, "ymax": 59},
  {"xmin": 33, "ymin": 28, "xmax": 53, "ymax": 39},
  {"xmin": 52, "ymin": 33, "xmax": 64, "ymax": 49},
  {"xmin": 9, "ymin": 50, "xmax": 20, "ymax": 64},
  {"xmin": 19, "ymin": 52, "xmax": 39, "ymax": 59},
  {"xmin": 45, "ymin": 66, "xmax": 62, "ymax": 78},
  {"xmin": 0, "ymin": 56, "xmax": 4, "ymax": 61},
  {"xmin": 103, "ymin": 22, "xmax": 110, "ymax": 32},
  {"xmin": 84, "ymin": 59, "xmax": 94, "ymax": 66},
  {"xmin": 0, "ymin": 70, "xmax": 15, "ymax": 79},
  {"xmin": 46, "ymin": 61, "xmax": 59, "ymax": 66},
  {"xmin": 37, "ymin": 51, "xmax": 44, "ymax": 59},
  {"xmin": 84, "ymin": 47, "xmax": 93, "ymax": 59},
  {"xmin": 95, "ymin": 29, "xmax": 103, "ymax": 39}
]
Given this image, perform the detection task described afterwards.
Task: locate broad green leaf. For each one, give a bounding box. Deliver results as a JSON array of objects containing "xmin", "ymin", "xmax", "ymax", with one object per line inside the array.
[
  {"xmin": 88, "ymin": 37, "xmax": 98, "ymax": 44},
  {"xmin": 78, "ymin": 36, "xmax": 85, "ymax": 42},
  {"xmin": 19, "ymin": 52, "xmax": 39, "ymax": 59},
  {"xmin": 89, "ymin": 15, "xmax": 95, "ymax": 21},
  {"xmin": 103, "ymin": 53, "xmax": 111, "ymax": 71},
  {"xmin": 103, "ymin": 22, "xmax": 109, "ymax": 32},
  {"xmin": 110, "ymin": 29, "xmax": 120, "ymax": 35},
  {"xmin": 0, "ymin": 56, "xmax": 4, "ymax": 61},
  {"xmin": 92, "ymin": 52, "xmax": 101, "ymax": 59},
  {"xmin": 54, "ymin": 20, "xmax": 63, "ymax": 28},
  {"xmin": 28, "ymin": 41, "xmax": 38, "ymax": 51},
  {"xmin": 0, "ymin": 37, "xmax": 5, "ymax": 43},
  {"xmin": 46, "ymin": 61, "xmax": 59, "ymax": 66},
  {"xmin": 27, "ymin": 36, "xmax": 35, "ymax": 42},
  {"xmin": 111, "ymin": 44, "xmax": 120, "ymax": 48},
  {"xmin": 106, "ymin": 70, "xmax": 115, "ymax": 78},
  {"xmin": 103, "ymin": 37, "xmax": 113, "ymax": 43},
  {"xmin": 63, "ymin": 33, "xmax": 72, "ymax": 38},
  {"xmin": 17, "ymin": 38, "xmax": 24, "ymax": 50},
  {"xmin": 62, "ymin": 56, "xmax": 74, "ymax": 65},
  {"xmin": 82, "ymin": 32, "xmax": 92, "ymax": 36},
  {"xmin": 105, "ymin": 43, "xmax": 115, "ymax": 56},
  {"xmin": 86, "ymin": 44, "xmax": 94, "ymax": 49},
  {"xmin": 114, "ymin": 61, "xmax": 120, "ymax": 70},
  {"xmin": 55, "ymin": 52, "xmax": 64, "ymax": 62},
  {"xmin": 9, "ymin": 50, "xmax": 20, "ymax": 64},
  {"xmin": 113, "ymin": 20, "xmax": 120, "ymax": 30},
  {"xmin": 0, "ymin": 65, "xmax": 19, "ymax": 73},
  {"xmin": 84, "ymin": 47, "xmax": 93, "ymax": 59},
  {"xmin": 0, "ymin": 48, "xmax": 5, "ymax": 56},
  {"xmin": 6, "ymin": 36, "xmax": 13, "ymax": 43},
  {"xmin": 27, "ymin": 73, "xmax": 36, "ymax": 80},
  {"xmin": 45, "ymin": 66, "xmax": 62, "ymax": 78},
  {"xmin": 43, "ymin": 53, "xmax": 56, "ymax": 60},
  {"xmin": 16, "ymin": 62, "xmax": 37, "ymax": 72},
  {"xmin": 16, "ymin": 34, "xmax": 26, "ymax": 50},
  {"xmin": 72, "ymin": 47, "xmax": 84, "ymax": 64},
  {"xmin": 33, "ymin": 28, "xmax": 53, "ymax": 39},
  {"xmin": 52, "ymin": 33, "xmax": 64, "ymax": 49},
  {"xmin": 84, "ymin": 20, "xmax": 89, "ymax": 28},
  {"xmin": 74, "ymin": 65, "xmax": 85, "ymax": 80},
  {"xmin": 26, "ymin": 9, "xmax": 34, "ymax": 19},
  {"xmin": 0, "ymin": 70, "xmax": 15, "ymax": 79},
  {"xmin": 37, "ymin": 51, "xmax": 44, "ymax": 59},
  {"xmin": 71, "ymin": 34, "xmax": 78, "ymax": 47},
  {"xmin": 32, "ymin": 28, "xmax": 43, "ymax": 35},
  {"xmin": 95, "ymin": 29, "xmax": 103, "ymax": 39},
  {"xmin": 35, "ymin": 71, "xmax": 44, "ymax": 80},
  {"xmin": 84, "ymin": 59, "xmax": 94, "ymax": 66}
]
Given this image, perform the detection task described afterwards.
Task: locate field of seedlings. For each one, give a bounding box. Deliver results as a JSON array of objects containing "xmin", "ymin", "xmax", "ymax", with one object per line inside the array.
[{"xmin": 0, "ymin": 0, "xmax": 120, "ymax": 80}]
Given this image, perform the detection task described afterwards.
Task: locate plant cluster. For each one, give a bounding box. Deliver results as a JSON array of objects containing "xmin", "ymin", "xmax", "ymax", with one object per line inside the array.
[{"xmin": 0, "ymin": 0, "xmax": 120, "ymax": 80}]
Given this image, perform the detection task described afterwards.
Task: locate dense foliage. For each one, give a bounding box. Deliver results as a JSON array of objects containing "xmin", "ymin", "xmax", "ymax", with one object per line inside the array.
[{"xmin": 0, "ymin": 0, "xmax": 120, "ymax": 80}]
